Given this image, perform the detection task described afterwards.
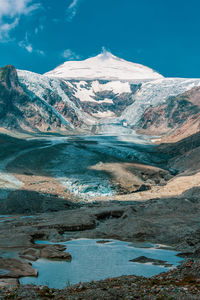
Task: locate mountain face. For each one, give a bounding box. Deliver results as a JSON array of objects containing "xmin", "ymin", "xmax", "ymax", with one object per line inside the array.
[
  {"xmin": 17, "ymin": 69, "xmax": 142, "ymax": 134},
  {"xmin": 0, "ymin": 65, "xmax": 34, "ymax": 131},
  {"xmin": 137, "ymin": 86, "xmax": 200, "ymax": 141},
  {"xmin": 45, "ymin": 50, "xmax": 163, "ymax": 80},
  {"xmin": 0, "ymin": 52, "xmax": 200, "ymax": 138},
  {"xmin": 120, "ymin": 78, "xmax": 200, "ymax": 121},
  {"xmin": 0, "ymin": 65, "xmax": 78, "ymax": 132}
]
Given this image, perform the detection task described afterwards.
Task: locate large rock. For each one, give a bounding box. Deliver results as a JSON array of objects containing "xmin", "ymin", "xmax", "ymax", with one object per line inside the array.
[
  {"xmin": 19, "ymin": 244, "xmax": 72, "ymax": 261},
  {"xmin": 130, "ymin": 256, "xmax": 172, "ymax": 267},
  {"xmin": 0, "ymin": 258, "xmax": 37, "ymax": 278},
  {"xmin": 0, "ymin": 278, "xmax": 19, "ymax": 288}
]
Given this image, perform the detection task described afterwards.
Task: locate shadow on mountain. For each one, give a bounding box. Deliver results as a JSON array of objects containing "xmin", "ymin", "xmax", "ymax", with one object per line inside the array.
[
  {"xmin": 179, "ymin": 186, "xmax": 200, "ymax": 199},
  {"xmin": 157, "ymin": 131, "xmax": 200, "ymax": 156},
  {"xmin": 0, "ymin": 188, "xmax": 80, "ymax": 215},
  {"xmin": 0, "ymin": 132, "xmax": 172, "ymax": 176},
  {"xmin": 1, "ymin": 185, "xmax": 200, "ymax": 216}
]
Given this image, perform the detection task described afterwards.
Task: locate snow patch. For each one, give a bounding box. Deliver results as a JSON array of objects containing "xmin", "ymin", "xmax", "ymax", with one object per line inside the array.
[
  {"xmin": 91, "ymin": 80, "xmax": 131, "ymax": 94},
  {"xmin": 71, "ymin": 80, "xmax": 131, "ymax": 103},
  {"xmin": 92, "ymin": 111, "xmax": 115, "ymax": 118}
]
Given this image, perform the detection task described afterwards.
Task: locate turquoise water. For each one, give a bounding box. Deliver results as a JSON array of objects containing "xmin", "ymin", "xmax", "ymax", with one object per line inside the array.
[
  {"xmin": 20, "ymin": 239, "xmax": 182, "ymax": 289},
  {"xmin": 0, "ymin": 269, "xmax": 9, "ymax": 275},
  {"xmin": 0, "ymin": 249, "xmax": 18, "ymax": 259}
]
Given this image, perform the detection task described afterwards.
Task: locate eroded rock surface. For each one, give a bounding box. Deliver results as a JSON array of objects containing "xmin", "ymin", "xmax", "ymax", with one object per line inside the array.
[
  {"xmin": 0, "ymin": 278, "xmax": 19, "ymax": 288},
  {"xmin": 19, "ymin": 244, "xmax": 72, "ymax": 261},
  {"xmin": 0, "ymin": 258, "xmax": 37, "ymax": 278}
]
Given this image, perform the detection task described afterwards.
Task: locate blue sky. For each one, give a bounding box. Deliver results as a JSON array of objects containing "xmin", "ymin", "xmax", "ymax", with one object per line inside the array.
[{"xmin": 0, "ymin": 0, "xmax": 200, "ymax": 77}]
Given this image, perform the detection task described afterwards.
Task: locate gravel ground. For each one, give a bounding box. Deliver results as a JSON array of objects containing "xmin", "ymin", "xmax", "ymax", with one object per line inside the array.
[{"xmin": 1, "ymin": 260, "xmax": 200, "ymax": 299}]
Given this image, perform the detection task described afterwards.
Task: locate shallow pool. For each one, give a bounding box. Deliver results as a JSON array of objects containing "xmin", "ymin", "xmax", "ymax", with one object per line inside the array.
[{"xmin": 20, "ymin": 239, "xmax": 182, "ymax": 289}]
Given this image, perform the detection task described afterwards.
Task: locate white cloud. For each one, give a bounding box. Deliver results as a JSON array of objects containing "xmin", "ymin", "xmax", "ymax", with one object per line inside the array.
[
  {"xmin": 62, "ymin": 49, "xmax": 81, "ymax": 60},
  {"xmin": 0, "ymin": 18, "xmax": 19, "ymax": 40},
  {"xmin": 0, "ymin": 0, "xmax": 39, "ymax": 19},
  {"xmin": 66, "ymin": 0, "xmax": 82, "ymax": 22},
  {"xmin": 18, "ymin": 34, "xmax": 45, "ymax": 55},
  {"xmin": 0, "ymin": 0, "xmax": 41, "ymax": 41},
  {"xmin": 26, "ymin": 44, "xmax": 33, "ymax": 52},
  {"xmin": 18, "ymin": 40, "xmax": 32, "ymax": 52}
]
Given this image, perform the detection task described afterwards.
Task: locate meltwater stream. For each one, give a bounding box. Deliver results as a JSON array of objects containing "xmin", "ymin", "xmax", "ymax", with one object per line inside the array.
[{"xmin": 20, "ymin": 239, "xmax": 182, "ymax": 289}]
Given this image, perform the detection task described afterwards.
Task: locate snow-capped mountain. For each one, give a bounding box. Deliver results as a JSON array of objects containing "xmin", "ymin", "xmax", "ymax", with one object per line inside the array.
[
  {"xmin": 45, "ymin": 50, "xmax": 163, "ymax": 81},
  {"xmin": 17, "ymin": 69, "xmax": 140, "ymax": 129},
  {"xmin": 0, "ymin": 51, "xmax": 199, "ymax": 138}
]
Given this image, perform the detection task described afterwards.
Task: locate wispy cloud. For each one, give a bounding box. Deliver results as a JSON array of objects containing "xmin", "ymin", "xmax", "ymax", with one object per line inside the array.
[
  {"xmin": 18, "ymin": 39, "xmax": 33, "ymax": 53},
  {"xmin": 18, "ymin": 33, "xmax": 45, "ymax": 55},
  {"xmin": 0, "ymin": 0, "xmax": 41, "ymax": 41},
  {"xmin": 62, "ymin": 49, "xmax": 81, "ymax": 60},
  {"xmin": 66, "ymin": 0, "xmax": 82, "ymax": 22},
  {"xmin": 0, "ymin": 18, "xmax": 19, "ymax": 41},
  {"xmin": 34, "ymin": 24, "xmax": 44, "ymax": 34}
]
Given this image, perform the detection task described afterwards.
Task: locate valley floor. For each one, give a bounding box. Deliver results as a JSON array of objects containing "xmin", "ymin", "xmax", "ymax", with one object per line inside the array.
[
  {"xmin": 0, "ymin": 131, "xmax": 199, "ymax": 297},
  {"xmin": 0, "ymin": 131, "xmax": 199, "ymax": 210}
]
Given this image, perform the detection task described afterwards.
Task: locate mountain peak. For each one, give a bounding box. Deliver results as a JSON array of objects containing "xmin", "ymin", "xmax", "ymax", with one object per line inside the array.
[
  {"xmin": 96, "ymin": 48, "xmax": 116, "ymax": 60},
  {"xmin": 0, "ymin": 65, "xmax": 20, "ymax": 90},
  {"xmin": 86, "ymin": 48, "xmax": 126, "ymax": 64},
  {"xmin": 45, "ymin": 51, "xmax": 163, "ymax": 81}
]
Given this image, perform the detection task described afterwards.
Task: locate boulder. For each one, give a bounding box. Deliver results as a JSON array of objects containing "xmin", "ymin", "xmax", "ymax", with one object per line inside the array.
[
  {"xmin": 0, "ymin": 257, "xmax": 37, "ymax": 278},
  {"xmin": 130, "ymin": 256, "xmax": 172, "ymax": 267},
  {"xmin": 19, "ymin": 244, "xmax": 72, "ymax": 261}
]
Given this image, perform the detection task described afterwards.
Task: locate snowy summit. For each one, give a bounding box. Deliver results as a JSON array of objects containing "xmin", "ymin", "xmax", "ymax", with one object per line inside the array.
[{"xmin": 44, "ymin": 49, "xmax": 163, "ymax": 81}]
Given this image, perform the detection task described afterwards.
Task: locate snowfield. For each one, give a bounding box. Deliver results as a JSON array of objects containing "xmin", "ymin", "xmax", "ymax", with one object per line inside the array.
[{"xmin": 44, "ymin": 50, "xmax": 163, "ymax": 80}]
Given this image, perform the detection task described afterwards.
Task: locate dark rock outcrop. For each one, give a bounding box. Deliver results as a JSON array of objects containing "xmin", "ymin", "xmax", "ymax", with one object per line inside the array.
[
  {"xmin": 130, "ymin": 256, "xmax": 172, "ymax": 267},
  {"xmin": 0, "ymin": 65, "xmax": 72, "ymax": 132}
]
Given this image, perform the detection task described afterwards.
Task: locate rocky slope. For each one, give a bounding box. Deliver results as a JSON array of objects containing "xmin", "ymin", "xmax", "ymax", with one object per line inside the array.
[
  {"xmin": 17, "ymin": 69, "xmax": 200, "ymax": 136},
  {"xmin": 0, "ymin": 65, "xmax": 76, "ymax": 133},
  {"xmin": 137, "ymin": 86, "xmax": 200, "ymax": 142},
  {"xmin": 18, "ymin": 69, "xmax": 140, "ymax": 126}
]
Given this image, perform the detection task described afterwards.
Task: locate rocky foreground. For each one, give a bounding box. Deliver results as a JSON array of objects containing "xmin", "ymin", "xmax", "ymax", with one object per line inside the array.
[
  {"xmin": 0, "ymin": 125, "xmax": 199, "ymax": 299},
  {"xmin": 0, "ymin": 260, "xmax": 200, "ymax": 299}
]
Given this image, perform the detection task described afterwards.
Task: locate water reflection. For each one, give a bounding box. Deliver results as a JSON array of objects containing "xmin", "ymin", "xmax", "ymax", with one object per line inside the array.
[{"xmin": 20, "ymin": 239, "xmax": 182, "ymax": 289}]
